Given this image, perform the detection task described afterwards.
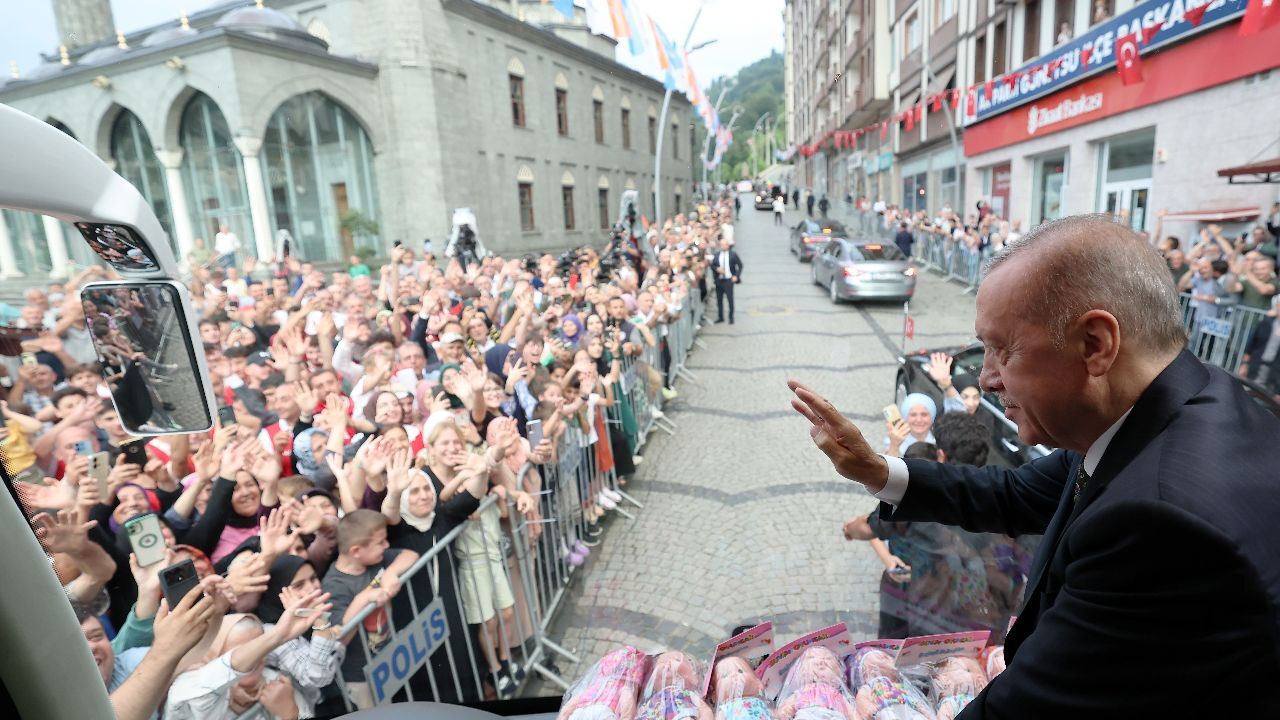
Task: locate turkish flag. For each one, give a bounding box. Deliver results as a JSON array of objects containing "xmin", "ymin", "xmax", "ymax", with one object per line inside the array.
[
  {"xmin": 880, "ymin": 121, "xmax": 888, "ymax": 141},
  {"xmin": 951, "ymin": 88, "xmax": 961, "ymax": 110},
  {"xmin": 931, "ymin": 94, "xmax": 942, "ymax": 112},
  {"xmin": 904, "ymin": 315, "xmax": 915, "ymax": 340},
  {"xmin": 1116, "ymin": 32, "xmax": 1144, "ymax": 85},
  {"xmin": 966, "ymin": 87, "xmax": 977, "ymax": 115},
  {"xmin": 984, "ymin": 79, "xmax": 994, "ymax": 100},
  {"xmin": 1141, "ymin": 23, "xmax": 1161, "ymax": 45},
  {"xmin": 1080, "ymin": 46, "xmax": 1093, "ymax": 66},
  {"xmin": 915, "ymin": 104, "xmax": 925, "ymax": 123},
  {"xmin": 1185, "ymin": 3, "xmax": 1208, "ymax": 26},
  {"xmin": 903, "ymin": 110, "xmax": 914, "ymax": 132},
  {"xmin": 1240, "ymin": 0, "xmax": 1280, "ymax": 36}
]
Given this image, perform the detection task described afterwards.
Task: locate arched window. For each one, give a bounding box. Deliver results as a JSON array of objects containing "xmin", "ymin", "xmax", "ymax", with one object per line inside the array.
[
  {"xmin": 179, "ymin": 93, "xmax": 252, "ymax": 256},
  {"xmin": 261, "ymin": 92, "xmax": 381, "ymax": 262},
  {"xmin": 111, "ymin": 109, "xmax": 176, "ymax": 252}
]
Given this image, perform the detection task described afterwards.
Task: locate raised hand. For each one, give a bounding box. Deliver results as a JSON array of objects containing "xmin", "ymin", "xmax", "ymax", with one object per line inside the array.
[
  {"xmin": 293, "ymin": 382, "xmax": 318, "ymax": 414},
  {"xmin": 151, "ymin": 588, "xmax": 218, "ymax": 661},
  {"xmin": 259, "ymin": 505, "xmax": 301, "ymax": 560},
  {"xmin": 31, "ymin": 508, "xmax": 98, "ymax": 556},
  {"xmin": 249, "ymin": 444, "xmax": 282, "ymax": 488},
  {"xmin": 225, "ymin": 552, "xmax": 271, "ymax": 597},
  {"xmin": 788, "ymin": 380, "xmax": 887, "ymax": 491},
  {"xmin": 385, "ymin": 449, "xmax": 414, "ymax": 495},
  {"xmin": 276, "ymin": 588, "xmax": 333, "ymax": 641},
  {"xmin": 926, "ymin": 352, "xmax": 954, "ymax": 386}
]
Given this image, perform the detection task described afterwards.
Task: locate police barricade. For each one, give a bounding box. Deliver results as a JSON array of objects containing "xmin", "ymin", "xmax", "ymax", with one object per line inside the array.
[{"xmin": 1178, "ymin": 293, "xmax": 1268, "ymax": 374}]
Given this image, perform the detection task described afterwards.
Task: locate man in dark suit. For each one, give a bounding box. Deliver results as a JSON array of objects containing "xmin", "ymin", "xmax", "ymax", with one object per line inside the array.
[
  {"xmin": 790, "ymin": 214, "xmax": 1280, "ymax": 716},
  {"xmin": 712, "ymin": 238, "xmax": 742, "ymax": 325},
  {"xmin": 893, "ymin": 221, "xmax": 914, "ymax": 258}
]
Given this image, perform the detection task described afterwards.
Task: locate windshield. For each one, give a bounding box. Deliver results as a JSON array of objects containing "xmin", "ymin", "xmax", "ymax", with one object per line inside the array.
[{"xmin": 4, "ymin": 0, "xmax": 1279, "ymax": 718}]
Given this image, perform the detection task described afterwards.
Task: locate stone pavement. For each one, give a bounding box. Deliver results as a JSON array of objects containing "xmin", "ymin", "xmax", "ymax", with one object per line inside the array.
[{"xmin": 536, "ymin": 204, "xmax": 978, "ymax": 691}]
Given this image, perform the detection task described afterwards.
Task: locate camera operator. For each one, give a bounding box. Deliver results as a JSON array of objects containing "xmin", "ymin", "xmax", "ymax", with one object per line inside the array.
[{"xmin": 445, "ymin": 209, "xmax": 487, "ymax": 273}]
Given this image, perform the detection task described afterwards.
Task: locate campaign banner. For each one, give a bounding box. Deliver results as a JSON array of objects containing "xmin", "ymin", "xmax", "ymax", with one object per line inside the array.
[
  {"xmin": 364, "ymin": 597, "xmax": 450, "ymax": 704},
  {"xmin": 969, "ymin": 0, "xmax": 1244, "ymax": 123}
]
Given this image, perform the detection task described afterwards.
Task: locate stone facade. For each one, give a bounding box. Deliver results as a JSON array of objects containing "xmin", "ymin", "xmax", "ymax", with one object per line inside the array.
[{"xmin": 0, "ymin": 0, "xmax": 695, "ymax": 272}]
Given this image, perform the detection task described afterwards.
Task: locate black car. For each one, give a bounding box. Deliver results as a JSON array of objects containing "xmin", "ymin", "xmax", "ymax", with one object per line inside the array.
[
  {"xmin": 895, "ymin": 341, "xmax": 1280, "ymax": 469},
  {"xmin": 789, "ymin": 218, "xmax": 849, "ymax": 262},
  {"xmin": 754, "ymin": 184, "xmax": 782, "ymax": 210}
]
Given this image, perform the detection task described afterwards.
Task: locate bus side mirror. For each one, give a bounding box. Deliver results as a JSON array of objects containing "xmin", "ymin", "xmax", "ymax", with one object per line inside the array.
[{"xmin": 80, "ymin": 281, "xmax": 214, "ymax": 435}]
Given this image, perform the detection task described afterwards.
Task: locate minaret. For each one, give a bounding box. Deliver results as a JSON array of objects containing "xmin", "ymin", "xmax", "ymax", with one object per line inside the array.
[{"xmin": 50, "ymin": 0, "xmax": 117, "ymax": 50}]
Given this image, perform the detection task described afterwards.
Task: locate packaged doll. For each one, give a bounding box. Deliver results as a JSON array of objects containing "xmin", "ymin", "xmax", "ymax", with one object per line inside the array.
[
  {"xmin": 711, "ymin": 656, "xmax": 775, "ymax": 720},
  {"xmin": 843, "ymin": 648, "xmax": 934, "ymax": 720},
  {"xmin": 636, "ymin": 651, "xmax": 714, "ymax": 720},
  {"xmin": 775, "ymin": 647, "xmax": 857, "ymax": 720},
  {"xmin": 978, "ymin": 646, "xmax": 1005, "ymax": 680},
  {"xmin": 559, "ymin": 646, "xmax": 652, "ymax": 720},
  {"xmin": 926, "ymin": 657, "xmax": 988, "ymax": 720}
]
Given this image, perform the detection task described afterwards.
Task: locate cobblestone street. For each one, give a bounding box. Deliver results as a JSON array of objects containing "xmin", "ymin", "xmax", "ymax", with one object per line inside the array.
[{"xmin": 542, "ymin": 203, "xmax": 979, "ymax": 684}]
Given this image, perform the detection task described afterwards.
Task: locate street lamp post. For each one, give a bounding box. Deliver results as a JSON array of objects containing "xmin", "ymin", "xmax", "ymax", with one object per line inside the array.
[
  {"xmin": 653, "ymin": 6, "xmax": 707, "ymax": 231},
  {"xmin": 712, "ymin": 105, "xmax": 744, "ymax": 189},
  {"xmin": 700, "ymin": 79, "xmax": 736, "ymax": 199},
  {"xmin": 750, "ymin": 112, "xmax": 772, "ymax": 178}
]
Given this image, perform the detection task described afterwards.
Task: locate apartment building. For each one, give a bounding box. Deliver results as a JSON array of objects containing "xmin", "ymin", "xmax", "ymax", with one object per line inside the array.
[{"xmin": 787, "ymin": 1, "xmax": 1280, "ymax": 236}]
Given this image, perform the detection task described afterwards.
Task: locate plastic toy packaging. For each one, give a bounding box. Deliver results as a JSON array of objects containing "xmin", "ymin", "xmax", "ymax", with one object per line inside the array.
[
  {"xmin": 843, "ymin": 647, "xmax": 935, "ymax": 720},
  {"xmin": 925, "ymin": 657, "xmax": 988, "ymax": 720},
  {"xmin": 710, "ymin": 656, "xmax": 776, "ymax": 720},
  {"xmin": 559, "ymin": 646, "xmax": 653, "ymax": 720},
  {"xmin": 774, "ymin": 647, "xmax": 857, "ymax": 720},
  {"xmin": 978, "ymin": 646, "xmax": 1005, "ymax": 680},
  {"xmin": 636, "ymin": 651, "xmax": 714, "ymax": 720}
]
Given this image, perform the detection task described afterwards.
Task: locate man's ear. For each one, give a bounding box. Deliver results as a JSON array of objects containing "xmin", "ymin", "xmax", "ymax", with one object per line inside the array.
[{"xmin": 937, "ymin": 449, "xmax": 948, "ymax": 464}]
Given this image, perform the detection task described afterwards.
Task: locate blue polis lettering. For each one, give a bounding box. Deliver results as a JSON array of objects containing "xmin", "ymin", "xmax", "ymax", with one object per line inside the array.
[
  {"xmin": 970, "ymin": 0, "xmax": 1244, "ymax": 123},
  {"xmin": 367, "ymin": 600, "xmax": 450, "ymax": 704}
]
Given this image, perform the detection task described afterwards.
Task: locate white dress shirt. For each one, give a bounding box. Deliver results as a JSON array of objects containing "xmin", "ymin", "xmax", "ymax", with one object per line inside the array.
[{"xmin": 874, "ymin": 408, "xmax": 1134, "ymax": 506}]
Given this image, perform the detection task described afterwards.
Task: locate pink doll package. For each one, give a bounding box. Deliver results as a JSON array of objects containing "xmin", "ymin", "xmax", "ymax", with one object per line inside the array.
[
  {"xmin": 977, "ymin": 646, "xmax": 1004, "ymax": 680},
  {"xmin": 843, "ymin": 647, "xmax": 935, "ymax": 720},
  {"xmin": 925, "ymin": 657, "xmax": 988, "ymax": 720},
  {"xmin": 711, "ymin": 656, "xmax": 776, "ymax": 720},
  {"xmin": 635, "ymin": 651, "xmax": 714, "ymax": 720},
  {"xmin": 774, "ymin": 647, "xmax": 857, "ymax": 720},
  {"xmin": 559, "ymin": 646, "xmax": 653, "ymax": 720}
]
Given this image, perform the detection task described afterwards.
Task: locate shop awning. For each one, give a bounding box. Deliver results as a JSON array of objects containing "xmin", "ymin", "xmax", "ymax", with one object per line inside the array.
[
  {"xmin": 1162, "ymin": 208, "xmax": 1261, "ymax": 222},
  {"xmin": 1217, "ymin": 158, "xmax": 1280, "ymax": 184}
]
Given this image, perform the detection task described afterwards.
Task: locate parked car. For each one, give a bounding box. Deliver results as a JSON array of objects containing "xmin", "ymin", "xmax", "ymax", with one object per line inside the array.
[
  {"xmin": 810, "ymin": 238, "xmax": 916, "ymax": 303},
  {"xmin": 895, "ymin": 341, "xmax": 1280, "ymax": 469},
  {"xmin": 789, "ymin": 218, "xmax": 849, "ymax": 261}
]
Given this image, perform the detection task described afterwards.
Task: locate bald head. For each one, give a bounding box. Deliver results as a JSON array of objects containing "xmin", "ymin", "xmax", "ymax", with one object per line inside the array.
[{"xmin": 984, "ymin": 214, "xmax": 1186, "ymax": 355}]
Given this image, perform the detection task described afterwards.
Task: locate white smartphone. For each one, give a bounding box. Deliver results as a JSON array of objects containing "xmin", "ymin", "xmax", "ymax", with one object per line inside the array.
[
  {"xmin": 124, "ymin": 513, "xmax": 167, "ymax": 568},
  {"xmin": 88, "ymin": 451, "xmax": 110, "ymax": 499},
  {"xmin": 526, "ymin": 419, "xmax": 544, "ymax": 450}
]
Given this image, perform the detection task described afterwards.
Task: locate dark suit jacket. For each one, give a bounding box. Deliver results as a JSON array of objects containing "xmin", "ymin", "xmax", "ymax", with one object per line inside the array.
[
  {"xmin": 882, "ymin": 350, "xmax": 1280, "ymax": 717},
  {"xmin": 714, "ymin": 250, "xmax": 743, "ymax": 284}
]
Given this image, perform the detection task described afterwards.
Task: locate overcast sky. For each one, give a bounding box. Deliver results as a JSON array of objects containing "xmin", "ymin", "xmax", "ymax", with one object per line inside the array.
[{"xmin": 2, "ymin": 0, "xmax": 783, "ymax": 85}]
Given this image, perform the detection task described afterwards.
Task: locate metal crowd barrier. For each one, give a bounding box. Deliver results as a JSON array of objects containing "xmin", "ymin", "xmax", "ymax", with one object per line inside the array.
[
  {"xmin": 333, "ymin": 287, "xmax": 710, "ymax": 711},
  {"xmin": 1177, "ymin": 293, "xmax": 1268, "ymax": 374}
]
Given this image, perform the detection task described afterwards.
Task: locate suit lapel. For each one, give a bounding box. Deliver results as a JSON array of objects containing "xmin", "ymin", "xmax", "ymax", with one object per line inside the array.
[{"xmin": 1008, "ymin": 351, "xmax": 1210, "ymax": 659}]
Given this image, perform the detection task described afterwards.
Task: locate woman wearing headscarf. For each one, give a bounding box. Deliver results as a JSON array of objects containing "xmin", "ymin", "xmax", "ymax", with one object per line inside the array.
[
  {"xmin": 292, "ymin": 428, "xmax": 336, "ymax": 492},
  {"xmin": 254, "ymin": 555, "xmax": 347, "ymax": 713},
  {"xmin": 381, "ymin": 421, "xmax": 491, "ymax": 704},
  {"xmin": 584, "ymin": 329, "xmax": 636, "ymax": 480},
  {"xmin": 559, "ymin": 313, "xmax": 584, "ymax": 348},
  {"xmin": 886, "ymin": 393, "xmax": 937, "ymax": 458}
]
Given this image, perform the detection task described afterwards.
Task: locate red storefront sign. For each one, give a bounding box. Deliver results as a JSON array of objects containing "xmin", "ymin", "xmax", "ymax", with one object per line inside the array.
[{"xmin": 965, "ymin": 21, "xmax": 1280, "ymax": 156}]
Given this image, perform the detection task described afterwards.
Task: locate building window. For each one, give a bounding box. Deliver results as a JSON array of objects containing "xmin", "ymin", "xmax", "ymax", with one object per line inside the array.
[
  {"xmin": 621, "ymin": 108, "xmax": 631, "ymax": 149},
  {"xmin": 671, "ymin": 122, "xmax": 679, "ymax": 159},
  {"xmin": 648, "ymin": 116, "xmax": 657, "ymax": 153},
  {"xmin": 593, "ymin": 100, "xmax": 605, "ymax": 144},
  {"xmin": 519, "ymin": 182, "xmax": 535, "ymax": 231},
  {"xmin": 555, "ymin": 89, "xmax": 569, "ymax": 136},
  {"xmin": 934, "ymin": 0, "xmax": 955, "ymax": 26},
  {"xmin": 179, "ymin": 93, "xmax": 252, "ymax": 259},
  {"xmin": 562, "ymin": 185, "xmax": 576, "ymax": 230},
  {"xmin": 111, "ymin": 109, "xmax": 176, "ymax": 252},
  {"xmin": 1091, "ymin": 0, "xmax": 1113, "ymax": 26},
  {"xmin": 1024, "ymin": 0, "xmax": 1041, "ymax": 61},
  {"xmin": 975, "ymin": 31, "xmax": 987, "ymax": 82},
  {"xmin": 674, "ymin": 191, "xmax": 682, "ymax": 214},
  {"xmin": 1054, "ymin": 0, "xmax": 1075, "ymax": 45},
  {"xmin": 510, "ymin": 75, "xmax": 526, "ymax": 127},
  {"xmin": 904, "ymin": 11, "xmax": 921, "ymax": 56},
  {"xmin": 598, "ymin": 188, "xmax": 610, "ymax": 228},
  {"xmin": 992, "ymin": 21, "xmax": 1008, "ymax": 77}
]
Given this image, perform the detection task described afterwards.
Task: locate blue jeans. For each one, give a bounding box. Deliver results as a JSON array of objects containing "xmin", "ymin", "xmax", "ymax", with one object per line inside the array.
[{"xmin": 217, "ymin": 253, "xmax": 237, "ymax": 269}]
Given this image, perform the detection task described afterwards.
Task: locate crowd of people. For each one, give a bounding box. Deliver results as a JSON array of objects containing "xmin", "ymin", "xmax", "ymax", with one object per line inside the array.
[{"xmin": 0, "ymin": 197, "xmax": 741, "ymax": 718}]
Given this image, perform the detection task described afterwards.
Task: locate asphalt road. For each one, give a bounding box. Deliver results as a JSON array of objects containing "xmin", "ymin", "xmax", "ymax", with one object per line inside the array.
[{"xmin": 537, "ymin": 200, "xmax": 979, "ymax": 691}]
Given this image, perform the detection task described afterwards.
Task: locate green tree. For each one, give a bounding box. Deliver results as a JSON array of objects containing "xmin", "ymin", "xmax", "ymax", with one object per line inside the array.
[{"xmin": 692, "ymin": 50, "xmax": 786, "ymax": 182}]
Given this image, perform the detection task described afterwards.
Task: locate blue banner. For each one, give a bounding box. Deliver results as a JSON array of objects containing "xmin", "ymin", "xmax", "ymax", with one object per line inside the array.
[{"xmin": 970, "ymin": 0, "xmax": 1245, "ymax": 123}]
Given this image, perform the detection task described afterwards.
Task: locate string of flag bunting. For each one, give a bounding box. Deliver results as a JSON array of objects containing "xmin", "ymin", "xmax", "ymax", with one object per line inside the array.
[
  {"xmin": 791, "ymin": 0, "xmax": 1277, "ymax": 159},
  {"xmin": 542, "ymin": 0, "xmax": 732, "ymax": 168}
]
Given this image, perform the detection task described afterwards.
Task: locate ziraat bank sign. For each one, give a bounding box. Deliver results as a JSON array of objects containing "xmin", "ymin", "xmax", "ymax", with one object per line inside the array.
[
  {"xmin": 963, "ymin": 15, "xmax": 1280, "ymax": 156},
  {"xmin": 968, "ymin": 0, "xmax": 1244, "ymax": 123},
  {"xmin": 1026, "ymin": 93, "xmax": 1105, "ymax": 135}
]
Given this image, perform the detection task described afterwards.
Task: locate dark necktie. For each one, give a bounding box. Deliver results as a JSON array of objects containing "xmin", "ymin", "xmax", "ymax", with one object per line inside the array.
[{"xmin": 1073, "ymin": 464, "xmax": 1091, "ymax": 505}]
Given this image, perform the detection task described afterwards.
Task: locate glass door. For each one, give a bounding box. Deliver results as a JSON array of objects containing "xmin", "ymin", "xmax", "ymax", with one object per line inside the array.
[{"xmin": 1100, "ymin": 179, "xmax": 1152, "ymax": 232}]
